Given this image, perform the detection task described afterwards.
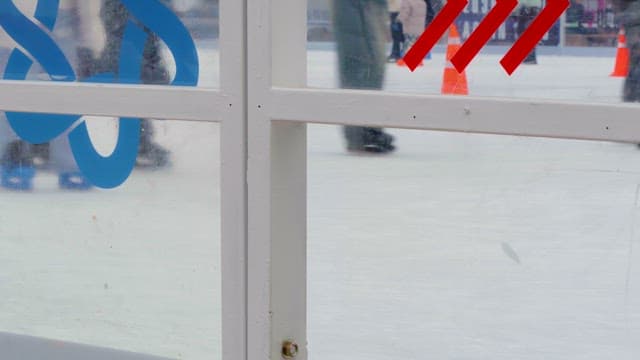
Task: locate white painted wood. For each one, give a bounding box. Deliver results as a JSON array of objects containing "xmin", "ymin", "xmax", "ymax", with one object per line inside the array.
[
  {"xmin": 270, "ymin": 0, "xmax": 308, "ymax": 359},
  {"xmin": 220, "ymin": 0, "xmax": 248, "ymax": 359},
  {"xmin": 247, "ymin": 0, "xmax": 307, "ymax": 359},
  {"xmin": 0, "ymin": 81, "xmax": 224, "ymax": 122},
  {"xmin": 246, "ymin": 0, "xmax": 273, "ymax": 357},
  {"xmin": 269, "ymin": 87, "xmax": 640, "ymax": 143}
]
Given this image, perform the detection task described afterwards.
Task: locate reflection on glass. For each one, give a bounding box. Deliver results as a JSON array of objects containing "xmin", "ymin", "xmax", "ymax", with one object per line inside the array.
[
  {"xmin": 0, "ymin": 0, "xmax": 219, "ymax": 88},
  {"xmin": 0, "ymin": 117, "xmax": 221, "ymax": 359},
  {"xmin": 308, "ymin": 124, "xmax": 640, "ymax": 359},
  {"xmin": 308, "ymin": 0, "xmax": 630, "ymax": 104}
]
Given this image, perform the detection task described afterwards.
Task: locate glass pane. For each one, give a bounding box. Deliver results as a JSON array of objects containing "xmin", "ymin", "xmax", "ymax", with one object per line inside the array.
[
  {"xmin": 0, "ymin": 0, "xmax": 218, "ymax": 88},
  {"xmin": 308, "ymin": 124, "xmax": 640, "ymax": 359},
  {"xmin": 308, "ymin": 0, "xmax": 629, "ymax": 105},
  {"xmin": 0, "ymin": 116, "xmax": 221, "ymax": 359}
]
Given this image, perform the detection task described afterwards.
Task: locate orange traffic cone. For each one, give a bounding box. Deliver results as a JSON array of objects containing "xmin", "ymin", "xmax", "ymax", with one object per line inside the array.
[
  {"xmin": 442, "ymin": 25, "xmax": 468, "ymax": 95},
  {"xmin": 611, "ymin": 27, "xmax": 629, "ymax": 77}
]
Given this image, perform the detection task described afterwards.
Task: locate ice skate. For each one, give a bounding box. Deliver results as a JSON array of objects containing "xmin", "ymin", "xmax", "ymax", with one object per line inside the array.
[
  {"xmin": 136, "ymin": 141, "xmax": 171, "ymax": 168},
  {"xmin": 347, "ymin": 128, "xmax": 396, "ymax": 154},
  {"xmin": 0, "ymin": 140, "xmax": 36, "ymax": 191},
  {"xmin": 58, "ymin": 171, "xmax": 92, "ymax": 190},
  {"xmin": 523, "ymin": 54, "xmax": 537, "ymax": 65}
]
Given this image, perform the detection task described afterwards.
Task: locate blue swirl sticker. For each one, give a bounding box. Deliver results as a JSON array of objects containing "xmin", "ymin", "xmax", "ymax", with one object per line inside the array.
[{"xmin": 0, "ymin": 0, "xmax": 200, "ymax": 188}]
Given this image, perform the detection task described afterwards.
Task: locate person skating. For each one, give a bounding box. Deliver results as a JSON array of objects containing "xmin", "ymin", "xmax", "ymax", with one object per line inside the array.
[
  {"xmin": 397, "ymin": 0, "xmax": 428, "ymax": 65},
  {"xmin": 0, "ymin": 0, "xmax": 177, "ymax": 190},
  {"xmin": 516, "ymin": 0, "xmax": 542, "ymax": 64},
  {"xmin": 80, "ymin": 0, "xmax": 172, "ymax": 168},
  {"xmin": 333, "ymin": 0, "xmax": 396, "ymax": 154},
  {"xmin": 612, "ymin": 0, "xmax": 640, "ymax": 147},
  {"xmin": 388, "ymin": 0, "xmax": 405, "ymax": 62},
  {"xmin": 0, "ymin": 2, "xmax": 90, "ymax": 190}
]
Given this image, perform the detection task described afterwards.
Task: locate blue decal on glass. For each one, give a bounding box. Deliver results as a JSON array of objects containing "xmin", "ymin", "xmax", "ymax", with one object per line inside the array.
[
  {"xmin": 69, "ymin": 21, "xmax": 145, "ymax": 189},
  {"xmin": 0, "ymin": 0, "xmax": 200, "ymax": 189},
  {"xmin": 1, "ymin": 0, "xmax": 77, "ymax": 142},
  {"xmin": 120, "ymin": 0, "xmax": 199, "ymax": 86}
]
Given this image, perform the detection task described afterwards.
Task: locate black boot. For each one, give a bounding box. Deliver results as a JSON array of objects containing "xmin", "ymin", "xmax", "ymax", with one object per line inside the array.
[
  {"xmin": 30, "ymin": 143, "xmax": 50, "ymax": 168},
  {"xmin": 136, "ymin": 119, "xmax": 171, "ymax": 168},
  {"xmin": 345, "ymin": 126, "xmax": 395, "ymax": 154},
  {"xmin": 362, "ymin": 128, "xmax": 395, "ymax": 153},
  {"xmin": 523, "ymin": 49, "xmax": 537, "ymax": 64}
]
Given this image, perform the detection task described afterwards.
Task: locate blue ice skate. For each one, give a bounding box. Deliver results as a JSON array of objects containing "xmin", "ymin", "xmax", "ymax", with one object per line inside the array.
[
  {"xmin": 1, "ymin": 165, "xmax": 35, "ymax": 191},
  {"xmin": 1, "ymin": 140, "xmax": 36, "ymax": 190},
  {"xmin": 58, "ymin": 171, "xmax": 92, "ymax": 190}
]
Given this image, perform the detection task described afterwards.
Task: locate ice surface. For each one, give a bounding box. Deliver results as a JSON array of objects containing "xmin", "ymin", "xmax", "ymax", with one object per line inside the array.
[
  {"xmin": 307, "ymin": 47, "xmax": 640, "ymax": 360},
  {"xmin": 0, "ymin": 120, "xmax": 221, "ymax": 359}
]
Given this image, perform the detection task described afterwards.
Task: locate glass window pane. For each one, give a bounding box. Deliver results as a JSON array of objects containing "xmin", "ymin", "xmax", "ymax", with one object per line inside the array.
[
  {"xmin": 0, "ymin": 0, "xmax": 218, "ymax": 88},
  {"xmin": 0, "ymin": 116, "xmax": 221, "ymax": 359},
  {"xmin": 308, "ymin": 124, "xmax": 640, "ymax": 359},
  {"xmin": 308, "ymin": 0, "xmax": 631, "ymax": 105}
]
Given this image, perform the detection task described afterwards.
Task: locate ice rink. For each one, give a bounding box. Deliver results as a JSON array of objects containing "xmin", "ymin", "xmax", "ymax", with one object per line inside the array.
[{"xmin": 2, "ymin": 45, "xmax": 640, "ymax": 359}]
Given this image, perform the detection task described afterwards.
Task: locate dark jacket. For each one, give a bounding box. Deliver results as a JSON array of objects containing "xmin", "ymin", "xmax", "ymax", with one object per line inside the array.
[{"xmin": 96, "ymin": 0, "xmax": 171, "ymax": 84}]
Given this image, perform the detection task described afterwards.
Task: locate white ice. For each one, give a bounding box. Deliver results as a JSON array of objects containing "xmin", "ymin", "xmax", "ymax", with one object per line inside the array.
[{"xmin": 1, "ymin": 44, "xmax": 639, "ymax": 360}]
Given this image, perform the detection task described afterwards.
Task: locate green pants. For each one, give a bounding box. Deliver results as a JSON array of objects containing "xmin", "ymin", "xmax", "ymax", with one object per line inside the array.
[
  {"xmin": 333, "ymin": 0, "xmax": 388, "ymax": 147},
  {"xmin": 333, "ymin": 0, "xmax": 387, "ymax": 90}
]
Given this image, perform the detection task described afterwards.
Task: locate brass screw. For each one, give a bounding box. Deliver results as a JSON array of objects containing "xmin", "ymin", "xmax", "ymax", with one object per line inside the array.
[{"xmin": 281, "ymin": 340, "xmax": 299, "ymax": 358}]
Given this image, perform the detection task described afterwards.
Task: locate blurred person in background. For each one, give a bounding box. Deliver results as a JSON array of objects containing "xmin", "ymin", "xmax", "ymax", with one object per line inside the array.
[
  {"xmin": 1, "ymin": 0, "xmax": 174, "ymax": 189},
  {"xmin": 613, "ymin": 0, "xmax": 640, "ymax": 103},
  {"xmin": 388, "ymin": 0, "xmax": 405, "ymax": 62},
  {"xmin": 397, "ymin": 0, "xmax": 427, "ymax": 65},
  {"xmin": 424, "ymin": 0, "xmax": 437, "ymax": 26},
  {"xmin": 612, "ymin": 0, "xmax": 640, "ymax": 148},
  {"xmin": 516, "ymin": 0, "xmax": 542, "ymax": 64},
  {"xmin": 333, "ymin": 0, "xmax": 396, "ymax": 154}
]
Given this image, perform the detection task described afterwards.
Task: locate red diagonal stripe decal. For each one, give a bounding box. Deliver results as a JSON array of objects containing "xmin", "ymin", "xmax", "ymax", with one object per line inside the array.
[
  {"xmin": 402, "ymin": 0, "xmax": 468, "ymax": 71},
  {"xmin": 500, "ymin": 0, "xmax": 569, "ymax": 74},
  {"xmin": 451, "ymin": 0, "xmax": 518, "ymax": 73}
]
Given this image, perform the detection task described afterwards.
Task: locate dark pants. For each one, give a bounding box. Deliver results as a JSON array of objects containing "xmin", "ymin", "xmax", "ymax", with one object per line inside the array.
[
  {"xmin": 517, "ymin": 6, "xmax": 538, "ymax": 63},
  {"xmin": 333, "ymin": 0, "xmax": 388, "ymax": 148},
  {"xmin": 425, "ymin": 0, "xmax": 435, "ymax": 26},
  {"xmin": 85, "ymin": 0, "xmax": 171, "ymax": 148},
  {"xmin": 625, "ymin": 41, "xmax": 640, "ymax": 102},
  {"xmin": 390, "ymin": 12, "xmax": 404, "ymax": 59}
]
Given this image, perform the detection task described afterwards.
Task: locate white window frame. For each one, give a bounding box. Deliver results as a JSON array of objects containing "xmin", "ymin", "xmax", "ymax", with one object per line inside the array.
[
  {"xmin": 1, "ymin": 0, "xmax": 640, "ymax": 359},
  {"xmin": 247, "ymin": 1, "xmax": 640, "ymax": 360},
  {"xmin": 0, "ymin": 0, "xmax": 247, "ymax": 359}
]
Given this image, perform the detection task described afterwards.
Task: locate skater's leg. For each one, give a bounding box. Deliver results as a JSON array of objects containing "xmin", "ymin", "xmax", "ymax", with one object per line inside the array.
[
  {"xmin": 625, "ymin": 42, "xmax": 640, "ymax": 102},
  {"xmin": 333, "ymin": 0, "xmax": 395, "ymax": 153},
  {"xmin": 389, "ymin": 12, "xmax": 404, "ymax": 60},
  {"xmin": 50, "ymin": 132, "xmax": 91, "ymax": 190},
  {"xmin": 344, "ymin": 126, "xmax": 366, "ymax": 150},
  {"xmin": 136, "ymin": 119, "xmax": 170, "ymax": 168},
  {"xmin": 0, "ymin": 113, "xmax": 15, "ymax": 154},
  {"xmin": 0, "ymin": 114, "xmax": 36, "ymax": 190},
  {"xmin": 519, "ymin": 7, "xmax": 538, "ymax": 64}
]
